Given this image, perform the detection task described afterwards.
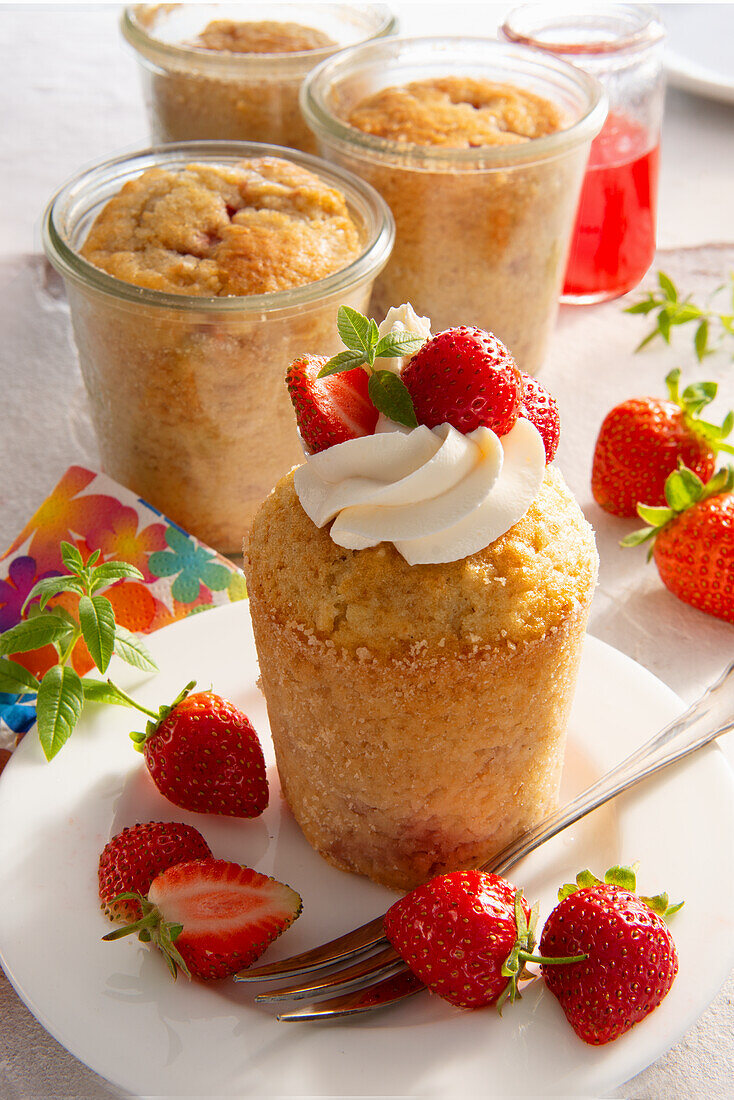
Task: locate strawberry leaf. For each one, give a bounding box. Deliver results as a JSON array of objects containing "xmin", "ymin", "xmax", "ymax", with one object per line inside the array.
[
  {"xmin": 114, "ymin": 625, "xmax": 158, "ymax": 672},
  {"xmin": 682, "ymin": 380, "xmax": 717, "ymax": 414},
  {"xmin": 78, "ymin": 595, "xmax": 116, "ymax": 674},
  {"xmin": 36, "ymin": 665, "xmax": 84, "ymax": 760},
  {"xmin": 620, "ymin": 526, "xmax": 657, "ymax": 548},
  {"xmin": 0, "ymin": 657, "xmax": 40, "ymax": 694},
  {"xmin": 336, "ymin": 306, "xmax": 372, "ymax": 358},
  {"xmin": 0, "ymin": 614, "xmax": 72, "ymax": 657},
  {"xmin": 317, "ymin": 350, "xmax": 366, "ymax": 378},
  {"xmin": 604, "ymin": 865, "xmax": 637, "ymax": 892},
  {"xmin": 368, "ymin": 371, "xmax": 418, "ymax": 429},
  {"xmin": 664, "ymin": 467, "xmax": 704, "ymax": 511},
  {"xmin": 636, "ymin": 504, "xmax": 674, "ymax": 527}
]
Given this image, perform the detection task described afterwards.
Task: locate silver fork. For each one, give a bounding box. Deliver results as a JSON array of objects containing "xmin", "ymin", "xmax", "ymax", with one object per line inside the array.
[{"xmin": 235, "ymin": 661, "xmax": 734, "ymax": 1020}]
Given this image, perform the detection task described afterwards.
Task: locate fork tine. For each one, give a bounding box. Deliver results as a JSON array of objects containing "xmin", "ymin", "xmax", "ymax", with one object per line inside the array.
[
  {"xmin": 234, "ymin": 913, "xmax": 387, "ymax": 982},
  {"xmin": 255, "ymin": 945, "xmax": 404, "ymax": 1003},
  {"xmin": 275, "ymin": 970, "xmax": 424, "ymax": 1021}
]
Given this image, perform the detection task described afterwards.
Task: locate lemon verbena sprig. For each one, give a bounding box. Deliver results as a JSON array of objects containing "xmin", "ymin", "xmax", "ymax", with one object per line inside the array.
[
  {"xmin": 626, "ymin": 270, "xmax": 734, "ymax": 360},
  {"xmin": 0, "ymin": 541, "xmax": 159, "ymax": 761},
  {"xmin": 317, "ymin": 305, "xmax": 423, "ymax": 429}
]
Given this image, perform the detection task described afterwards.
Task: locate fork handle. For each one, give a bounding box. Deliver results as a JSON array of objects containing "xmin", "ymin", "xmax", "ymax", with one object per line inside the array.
[{"xmin": 487, "ymin": 659, "xmax": 734, "ymax": 878}]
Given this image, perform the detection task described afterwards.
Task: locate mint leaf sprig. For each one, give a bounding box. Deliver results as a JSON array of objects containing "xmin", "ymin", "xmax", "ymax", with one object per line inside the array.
[
  {"xmin": 0, "ymin": 542, "xmax": 159, "ymax": 760},
  {"xmin": 318, "ymin": 306, "xmax": 423, "ymax": 429},
  {"xmin": 626, "ymin": 270, "xmax": 734, "ymax": 361}
]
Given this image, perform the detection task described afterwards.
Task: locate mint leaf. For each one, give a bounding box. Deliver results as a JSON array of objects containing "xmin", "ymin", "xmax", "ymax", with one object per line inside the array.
[
  {"xmin": 624, "ymin": 298, "xmax": 657, "ymax": 315},
  {"xmin": 0, "ymin": 614, "xmax": 72, "ymax": 657},
  {"xmin": 336, "ymin": 306, "xmax": 371, "ymax": 356},
  {"xmin": 695, "ymin": 319, "xmax": 709, "ymax": 360},
  {"xmin": 368, "ymin": 317, "xmax": 379, "ymax": 351},
  {"xmin": 658, "ymin": 271, "xmax": 677, "ymax": 301},
  {"xmin": 22, "ymin": 575, "xmax": 84, "ymax": 614},
  {"xmin": 0, "ymin": 658, "xmax": 40, "ymax": 694},
  {"xmin": 317, "ymin": 350, "xmax": 366, "ymax": 378},
  {"xmin": 374, "ymin": 332, "xmax": 425, "ymax": 359},
  {"xmin": 368, "ymin": 371, "xmax": 418, "ymax": 429},
  {"xmin": 82, "ymin": 678, "xmax": 135, "ymax": 707},
  {"xmin": 78, "ymin": 594, "xmax": 116, "ymax": 674},
  {"xmin": 36, "ymin": 665, "xmax": 84, "ymax": 760},
  {"xmin": 114, "ymin": 624, "xmax": 158, "ymax": 672},
  {"xmin": 89, "ymin": 561, "xmax": 144, "ymax": 592},
  {"xmin": 60, "ymin": 541, "xmax": 85, "ymax": 575}
]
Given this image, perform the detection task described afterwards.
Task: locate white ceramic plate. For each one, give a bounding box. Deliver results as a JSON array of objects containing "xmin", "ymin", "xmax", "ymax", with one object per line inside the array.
[
  {"xmin": 663, "ymin": 4, "xmax": 734, "ymax": 105},
  {"xmin": 0, "ymin": 602, "xmax": 732, "ymax": 1098}
]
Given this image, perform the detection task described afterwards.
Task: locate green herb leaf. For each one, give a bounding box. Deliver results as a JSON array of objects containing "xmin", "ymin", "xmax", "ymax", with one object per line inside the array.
[
  {"xmin": 0, "ymin": 658, "xmax": 40, "ymax": 694},
  {"xmin": 88, "ymin": 561, "xmax": 145, "ymax": 592},
  {"xmin": 87, "ymin": 549, "xmax": 101, "ymax": 568},
  {"xmin": 36, "ymin": 665, "xmax": 84, "ymax": 761},
  {"xmin": 368, "ymin": 317, "xmax": 380, "ymax": 351},
  {"xmin": 368, "ymin": 370, "xmax": 418, "ymax": 429},
  {"xmin": 694, "ymin": 320, "xmax": 709, "ymax": 360},
  {"xmin": 81, "ymin": 678, "xmax": 135, "ymax": 707},
  {"xmin": 317, "ymin": 350, "xmax": 366, "ymax": 378},
  {"xmin": 0, "ymin": 614, "xmax": 72, "ymax": 657},
  {"xmin": 114, "ymin": 625, "xmax": 158, "ymax": 672},
  {"xmin": 60, "ymin": 541, "xmax": 85, "ymax": 575},
  {"xmin": 336, "ymin": 306, "xmax": 372, "ymax": 357},
  {"xmin": 658, "ymin": 271, "xmax": 678, "ymax": 301},
  {"xmin": 374, "ymin": 332, "xmax": 425, "ymax": 359},
  {"xmin": 21, "ymin": 575, "xmax": 84, "ymax": 614},
  {"xmin": 624, "ymin": 298, "xmax": 657, "ymax": 315},
  {"xmin": 78, "ymin": 595, "xmax": 116, "ymax": 674}
]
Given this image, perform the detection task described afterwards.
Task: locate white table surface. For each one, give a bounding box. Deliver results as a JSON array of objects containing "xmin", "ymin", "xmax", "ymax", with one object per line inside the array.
[{"xmin": 1, "ymin": 4, "xmax": 733, "ymax": 1098}]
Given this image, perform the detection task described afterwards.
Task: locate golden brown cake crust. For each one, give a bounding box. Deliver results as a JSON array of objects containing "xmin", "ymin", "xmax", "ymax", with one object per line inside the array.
[
  {"xmin": 347, "ymin": 77, "xmax": 563, "ymax": 148},
  {"xmin": 195, "ymin": 19, "xmax": 334, "ymax": 54},
  {"xmin": 245, "ymin": 465, "xmax": 598, "ymax": 659},
  {"xmin": 80, "ymin": 158, "xmax": 362, "ymax": 296}
]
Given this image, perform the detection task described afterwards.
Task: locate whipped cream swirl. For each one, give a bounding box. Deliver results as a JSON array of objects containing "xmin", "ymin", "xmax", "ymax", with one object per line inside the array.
[{"xmin": 294, "ymin": 417, "xmax": 546, "ymax": 566}]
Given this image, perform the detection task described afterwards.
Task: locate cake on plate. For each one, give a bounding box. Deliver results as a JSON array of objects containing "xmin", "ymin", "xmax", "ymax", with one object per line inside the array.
[{"xmin": 244, "ymin": 306, "xmax": 597, "ymax": 890}]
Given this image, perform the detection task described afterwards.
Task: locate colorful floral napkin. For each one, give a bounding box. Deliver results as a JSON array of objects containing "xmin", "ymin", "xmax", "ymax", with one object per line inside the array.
[{"xmin": 0, "ymin": 466, "xmax": 246, "ymax": 759}]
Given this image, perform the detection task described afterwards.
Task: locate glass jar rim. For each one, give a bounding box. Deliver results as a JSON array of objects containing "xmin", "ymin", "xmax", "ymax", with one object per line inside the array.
[
  {"xmin": 121, "ymin": 3, "xmax": 397, "ymax": 78},
  {"xmin": 301, "ymin": 35, "xmax": 607, "ymax": 168},
  {"xmin": 42, "ymin": 141, "xmax": 395, "ymax": 316},
  {"xmin": 501, "ymin": 4, "xmax": 665, "ymax": 57}
]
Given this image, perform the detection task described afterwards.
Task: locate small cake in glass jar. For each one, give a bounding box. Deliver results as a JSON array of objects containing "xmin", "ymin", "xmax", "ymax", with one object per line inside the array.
[
  {"xmin": 43, "ymin": 144, "xmax": 393, "ymax": 552},
  {"xmin": 122, "ymin": 4, "xmax": 396, "ymax": 154},
  {"xmin": 302, "ymin": 37, "xmax": 607, "ymax": 372}
]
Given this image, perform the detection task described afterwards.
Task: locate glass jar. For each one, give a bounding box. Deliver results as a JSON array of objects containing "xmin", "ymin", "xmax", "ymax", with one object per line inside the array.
[
  {"xmin": 302, "ymin": 37, "xmax": 606, "ymax": 373},
  {"xmin": 502, "ymin": 4, "xmax": 665, "ymax": 303},
  {"xmin": 42, "ymin": 142, "xmax": 394, "ymax": 554},
  {"xmin": 121, "ymin": 4, "xmax": 396, "ymax": 155}
]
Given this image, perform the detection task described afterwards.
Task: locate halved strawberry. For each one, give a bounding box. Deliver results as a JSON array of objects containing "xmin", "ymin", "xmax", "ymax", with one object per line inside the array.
[
  {"xmin": 285, "ymin": 354, "xmax": 378, "ymax": 453},
  {"xmin": 98, "ymin": 821, "xmax": 212, "ymax": 924},
  {"xmin": 519, "ymin": 371, "xmax": 560, "ymax": 463},
  {"xmin": 103, "ymin": 859, "xmax": 302, "ymax": 981}
]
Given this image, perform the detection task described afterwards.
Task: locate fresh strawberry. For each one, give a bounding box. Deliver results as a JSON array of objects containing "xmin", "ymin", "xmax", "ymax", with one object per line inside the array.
[
  {"xmin": 285, "ymin": 353, "xmax": 378, "ymax": 453},
  {"xmin": 103, "ymin": 859, "xmax": 302, "ymax": 980},
  {"xmin": 540, "ymin": 865, "xmax": 681, "ymax": 1045},
  {"xmin": 401, "ymin": 327, "xmax": 522, "ymax": 436},
  {"xmin": 622, "ymin": 464, "xmax": 734, "ymax": 624},
  {"xmin": 519, "ymin": 371, "xmax": 560, "ymax": 462},
  {"xmin": 98, "ymin": 821, "xmax": 212, "ymax": 924},
  {"xmin": 384, "ymin": 870, "xmax": 583, "ymax": 1011},
  {"xmin": 131, "ymin": 685, "xmax": 268, "ymax": 818},
  {"xmin": 591, "ymin": 368, "xmax": 733, "ymax": 517}
]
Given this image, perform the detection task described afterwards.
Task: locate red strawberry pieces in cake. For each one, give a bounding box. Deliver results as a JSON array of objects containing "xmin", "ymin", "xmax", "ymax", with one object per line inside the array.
[
  {"xmin": 132, "ymin": 688, "xmax": 269, "ymax": 818},
  {"xmin": 286, "ymin": 354, "xmax": 378, "ymax": 454},
  {"xmin": 99, "ymin": 821, "xmax": 212, "ymax": 924},
  {"xmin": 401, "ymin": 327, "xmax": 522, "ymax": 436},
  {"xmin": 104, "ymin": 858, "xmax": 302, "ymax": 981},
  {"xmin": 540, "ymin": 865, "xmax": 681, "ymax": 1045}
]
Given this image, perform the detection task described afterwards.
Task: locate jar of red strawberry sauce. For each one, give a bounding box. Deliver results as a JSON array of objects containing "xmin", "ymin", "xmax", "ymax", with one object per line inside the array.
[{"xmin": 502, "ymin": 4, "xmax": 666, "ymax": 304}]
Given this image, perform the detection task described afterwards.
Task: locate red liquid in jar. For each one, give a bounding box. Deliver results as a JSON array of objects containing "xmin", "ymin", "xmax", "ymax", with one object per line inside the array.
[{"xmin": 563, "ymin": 111, "xmax": 659, "ymax": 301}]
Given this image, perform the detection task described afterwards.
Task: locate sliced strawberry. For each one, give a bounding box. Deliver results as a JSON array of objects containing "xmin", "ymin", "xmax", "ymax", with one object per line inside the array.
[
  {"xmin": 519, "ymin": 371, "xmax": 560, "ymax": 463},
  {"xmin": 98, "ymin": 821, "xmax": 212, "ymax": 924},
  {"xmin": 401, "ymin": 327, "xmax": 522, "ymax": 437},
  {"xmin": 285, "ymin": 354, "xmax": 378, "ymax": 454},
  {"xmin": 104, "ymin": 859, "xmax": 302, "ymax": 981}
]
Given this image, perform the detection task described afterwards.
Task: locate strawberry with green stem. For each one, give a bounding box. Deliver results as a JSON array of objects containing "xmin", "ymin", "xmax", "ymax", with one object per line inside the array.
[
  {"xmin": 0, "ymin": 541, "xmax": 158, "ymax": 759},
  {"xmin": 622, "ymin": 463, "xmax": 734, "ymax": 624}
]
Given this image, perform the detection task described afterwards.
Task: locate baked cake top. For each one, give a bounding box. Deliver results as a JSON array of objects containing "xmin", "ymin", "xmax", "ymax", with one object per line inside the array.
[{"xmin": 80, "ymin": 157, "xmax": 362, "ymax": 296}]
